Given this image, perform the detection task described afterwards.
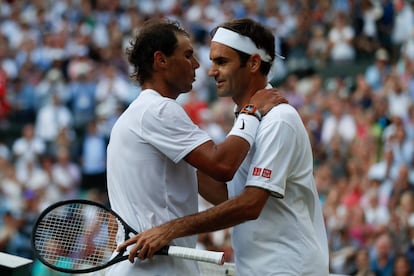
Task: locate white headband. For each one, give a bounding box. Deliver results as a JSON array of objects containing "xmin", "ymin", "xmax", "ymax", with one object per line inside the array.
[{"xmin": 211, "ymin": 27, "xmax": 284, "ymax": 63}]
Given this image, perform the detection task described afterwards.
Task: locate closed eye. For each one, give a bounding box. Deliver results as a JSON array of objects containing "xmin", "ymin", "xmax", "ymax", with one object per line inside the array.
[{"xmin": 185, "ymin": 50, "xmax": 195, "ymax": 59}]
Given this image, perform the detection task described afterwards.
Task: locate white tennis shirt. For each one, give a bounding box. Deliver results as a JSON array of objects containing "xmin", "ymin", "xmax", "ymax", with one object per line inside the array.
[
  {"xmin": 106, "ymin": 89, "xmax": 211, "ymax": 275},
  {"xmin": 228, "ymin": 103, "xmax": 330, "ymax": 276}
]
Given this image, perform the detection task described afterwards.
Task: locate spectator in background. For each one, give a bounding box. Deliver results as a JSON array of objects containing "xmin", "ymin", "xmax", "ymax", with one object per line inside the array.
[
  {"xmin": 384, "ymin": 126, "xmax": 414, "ymax": 173},
  {"xmin": 34, "ymin": 93, "xmax": 73, "ymax": 155},
  {"xmin": 366, "ymin": 145, "xmax": 396, "ymax": 208},
  {"xmin": 384, "ymin": 74, "xmax": 411, "ymax": 119},
  {"xmin": 95, "ymin": 62, "xmax": 131, "ymax": 125},
  {"xmin": 0, "ymin": 211, "xmax": 20, "ymax": 256},
  {"xmin": 351, "ymin": 74, "xmax": 374, "ymax": 110},
  {"xmin": 30, "ymin": 32, "xmax": 58, "ymax": 73},
  {"xmin": 321, "ymin": 94, "xmax": 357, "ymax": 147},
  {"xmin": 67, "ymin": 59, "xmax": 97, "ymax": 136},
  {"xmin": 383, "ymin": 115, "xmax": 404, "ymax": 149},
  {"xmin": 79, "ymin": 119, "xmax": 107, "ymax": 200},
  {"xmin": 353, "ymin": 0, "xmax": 383, "ymax": 59},
  {"xmin": 8, "ymin": 76, "xmax": 37, "ymax": 126},
  {"xmin": 0, "ymin": 35, "xmax": 18, "ymax": 82},
  {"xmin": 0, "ymin": 67, "xmax": 11, "ymax": 123},
  {"xmin": 405, "ymin": 224, "xmax": 414, "ymax": 271},
  {"xmin": 11, "ymin": 123, "xmax": 46, "ymax": 176},
  {"xmin": 396, "ymin": 38, "xmax": 414, "ymax": 88},
  {"xmin": 327, "ymin": 11, "xmax": 356, "ymax": 64},
  {"xmin": 67, "ymin": 46, "xmax": 94, "ymax": 84},
  {"xmin": 51, "ymin": 146, "xmax": 81, "ymax": 200},
  {"xmin": 0, "ymin": 138, "xmax": 11, "ymax": 168},
  {"xmin": 352, "ymin": 247, "xmax": 375, "ymax": 276},
  {"xmin": 362, "ymin": 187, "xmax": 390, "ymax": 230},
  {"xmin": 35, "ymin": 67, "xmax": 69, "ymax": 110},
  {"xmin": 392, "ymin": 189, "xmax": 414, "ymax": 236},
  {"xmin": 6, "ymin": 189, "xmax": 40, "ymax": 260},
  {"xmin": 0, "ymin": 161, "xmax": 23, "ymax": 215},
  {"xmin": 283, "ymin": 8, "xmax": 312, "ymax": 73},
  {"xmin": 393, "ymin": 253, "xmax": 412, "ymax": 276},
  {"xmin": 403, "ymin": 104, "xmax": 414, "ymax": 140},
  {"xmin": 376, "ymin": 0, "xmax": 394, "ymax": 53},
  {"xmin": 307, "ymin": 24, "xmax": 329, "ymax": 68},
  {"xmin": 391, "ymin": 0, "xmax": 414, "ymax": 61},
  {"xmin": 370, "ymin": 231, "xmax": 395, "ymax": 275},
  {"xmin": 371, "ymin": 95, "xmax": 392, "ymax": 140},
  {"xmin": 281, "ymin": 74, "xmax": 304, "ymax": 109},
  {"xmin": 365, "ymin": 48, "xmax": 392, "ymax": 94}
]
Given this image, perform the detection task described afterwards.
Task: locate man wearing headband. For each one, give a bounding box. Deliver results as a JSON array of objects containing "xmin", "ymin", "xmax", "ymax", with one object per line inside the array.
[{"xmin": 119, "ymin": 18, "xmax": 329, "ymax": 275}]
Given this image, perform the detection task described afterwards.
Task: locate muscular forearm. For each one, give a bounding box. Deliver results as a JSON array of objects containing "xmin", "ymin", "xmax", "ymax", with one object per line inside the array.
[
  {"xmin": 167, "ymin": 187, "xmax": 269, "ymax": 240},
  {"xmin": 119, "ymin": 187, "xmax": 269, "ymax": 262},
  {"xmin": 186, "ymin": 133, "xmax": 251, "ymax": 182}
]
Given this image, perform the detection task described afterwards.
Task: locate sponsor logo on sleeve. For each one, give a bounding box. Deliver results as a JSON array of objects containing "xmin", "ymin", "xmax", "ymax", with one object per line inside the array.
[
  {"xmin": 262, "ymin": 169, "xmax": 272, "ymax": 178},
  {"xmin": 252, "ymin": 167, "xmax": 272, "ymax": 178},
  {"xmin": 252, "ymin": 167, "xmax": 262, "ymax": 176}
]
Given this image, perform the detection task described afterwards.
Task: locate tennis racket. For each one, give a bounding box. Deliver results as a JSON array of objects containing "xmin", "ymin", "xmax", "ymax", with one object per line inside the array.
[{"xmin": 31, "ymin": 199, "xmax": 224, "ymax": 273}]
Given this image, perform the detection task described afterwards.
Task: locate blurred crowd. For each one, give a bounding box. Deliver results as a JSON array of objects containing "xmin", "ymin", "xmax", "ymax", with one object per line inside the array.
[{"xmin": 2, "ymin": 0, "xmax": 414, "ymax": 275}]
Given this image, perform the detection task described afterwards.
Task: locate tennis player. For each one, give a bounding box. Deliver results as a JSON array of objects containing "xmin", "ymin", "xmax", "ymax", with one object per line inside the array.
[
  {"xmin": 119, "ymin": 18, "xmax": 330, "ymax": 275},
  {"xmin": 105, "ymin": 19, "xmax": 286, "ymax": 276}
]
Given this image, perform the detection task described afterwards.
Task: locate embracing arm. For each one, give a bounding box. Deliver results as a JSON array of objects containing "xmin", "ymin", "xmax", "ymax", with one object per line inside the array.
[
  {"xmin": 184, "ymin": 88, "xmax": 287, "ymax": 181},
  {"xmin": 118, "ymin": 186, "xmax": 270, "ymax": 262}
]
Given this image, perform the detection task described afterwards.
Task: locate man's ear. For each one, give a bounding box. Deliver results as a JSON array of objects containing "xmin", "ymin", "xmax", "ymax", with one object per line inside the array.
[
  {"xmin": 249, "ymin": 54, "xmax": 261, "ymax": 72},
  {"xmin": 154, "ymin": 51, "xmax": 167, "ymax": 68}
]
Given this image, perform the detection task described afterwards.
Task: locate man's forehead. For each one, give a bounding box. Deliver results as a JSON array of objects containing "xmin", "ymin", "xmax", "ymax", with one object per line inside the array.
[{"xmin": 209, "ymin": 41, "xmax": 237, "ymax": 58}]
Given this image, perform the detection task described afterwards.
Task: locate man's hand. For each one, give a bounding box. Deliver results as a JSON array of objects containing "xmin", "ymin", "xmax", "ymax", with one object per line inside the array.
[
  {"xmin": 117, "ymin": 224, "xmax": 174, "ymax": 263},
  {"xmin": 250, "ymin": 88, "xmax": 288, "ymax": 116}
]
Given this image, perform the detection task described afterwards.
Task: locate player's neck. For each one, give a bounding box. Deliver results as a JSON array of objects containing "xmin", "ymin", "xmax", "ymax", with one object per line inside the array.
[
  {"xmin": 142, "ymin": 81, "xmax": 180, "ymax": 99},
  {"xmin": 234, "ymin": 77, "xmax": 268, "ymax": 110}
]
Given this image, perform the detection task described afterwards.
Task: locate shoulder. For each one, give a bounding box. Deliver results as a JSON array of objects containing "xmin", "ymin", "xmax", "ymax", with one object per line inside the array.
[
  {"xmin": 134, "ymin": 89, "xmax": 180, "ymax": 112},
  {"xmin": 260, "ymin": 104, "xmax": 304, "ymax": 135},
  {"xmin": 265, "ymin": 103, "xmax": 300, "ymax": 121}
]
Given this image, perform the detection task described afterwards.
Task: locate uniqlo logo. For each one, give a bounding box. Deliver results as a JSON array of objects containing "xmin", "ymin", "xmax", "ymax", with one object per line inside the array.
[
  {"xmin": 252, "ymin": 167, "xmax": 262, "ymax": 176},
  {"xmin": 262, "ymin": 169, "xmax": 272, "ymax": 178}
]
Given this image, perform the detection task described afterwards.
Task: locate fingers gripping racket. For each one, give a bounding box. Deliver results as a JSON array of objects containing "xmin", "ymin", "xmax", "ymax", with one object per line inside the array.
[{"xmin": 31, "ymin": 199, "xmax": 224, "ymax": 273}]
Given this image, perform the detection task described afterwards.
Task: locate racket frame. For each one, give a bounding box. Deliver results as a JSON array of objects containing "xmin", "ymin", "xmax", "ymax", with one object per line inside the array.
[{"xmin": 31, "ymin": 199, "xmax": 223, "ymax": 273}]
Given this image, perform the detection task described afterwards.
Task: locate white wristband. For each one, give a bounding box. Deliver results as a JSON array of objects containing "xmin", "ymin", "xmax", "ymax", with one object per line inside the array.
[{"xmin": 227, "ymin": 113, "xmax": 260, "ymax": 146}]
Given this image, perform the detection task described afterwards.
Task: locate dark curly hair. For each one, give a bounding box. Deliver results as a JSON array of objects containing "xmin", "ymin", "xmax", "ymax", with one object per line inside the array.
[{"xmin": 126, "ymin": 18, "xmax": 189, "ymax": 86}]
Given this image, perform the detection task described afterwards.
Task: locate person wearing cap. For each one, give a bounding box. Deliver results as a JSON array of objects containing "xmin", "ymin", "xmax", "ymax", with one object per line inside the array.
[
  {"xmin": 105, "ymin": 18, "xmax": 285, "ymax": 276},
  {"xmin": 365, "ymin": 48, "xmax": 392, "ymax": 93},
  {"xmin": 119, "ymin": 18, "xmax": 329, "ymax": 275}
]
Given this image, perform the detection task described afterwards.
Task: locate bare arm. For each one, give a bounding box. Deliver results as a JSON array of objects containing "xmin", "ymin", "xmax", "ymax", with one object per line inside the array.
[
  {"xmin": 117, "ymin": 186, "xmax": 270, "ymax": 262},
  {"xmin": 185, "ymin": 137, "xmax": 249, "ymax": 181},
  {"xmin": 197, "ymin": 170, "xmax": 228, "ymax": 205},
  {"xmin": 184, "ymin": 88, "xmax": 287, "ymax": 181}
]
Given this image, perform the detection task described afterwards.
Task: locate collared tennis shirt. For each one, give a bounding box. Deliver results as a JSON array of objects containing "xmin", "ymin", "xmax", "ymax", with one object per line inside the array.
[
  {"xmin": 106, "ymin": 89, "xmax": 211, "ymax": 276},
  {"xmin": 228, "ymin": 103, "xmax": 330, "ymax": 276}
]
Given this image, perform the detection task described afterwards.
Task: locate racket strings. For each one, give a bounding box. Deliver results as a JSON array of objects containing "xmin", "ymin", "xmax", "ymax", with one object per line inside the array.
[{"xmin": 34, "ymin": 203, "xmax": 120, "ymax": 270}]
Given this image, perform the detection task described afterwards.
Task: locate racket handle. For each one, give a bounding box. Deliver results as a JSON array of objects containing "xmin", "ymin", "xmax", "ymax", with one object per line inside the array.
[{"xmin": 167, "ymin": 246, "xmax": 224, "ymax": 265}]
